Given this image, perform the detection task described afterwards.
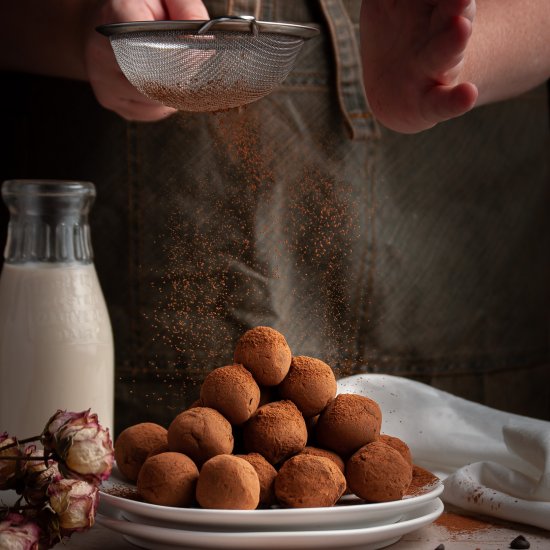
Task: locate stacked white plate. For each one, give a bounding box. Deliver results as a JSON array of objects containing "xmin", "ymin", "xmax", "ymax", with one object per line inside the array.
[{"xmin": 97, "ymin": 466, "xmax": 444, "ymax": 550}]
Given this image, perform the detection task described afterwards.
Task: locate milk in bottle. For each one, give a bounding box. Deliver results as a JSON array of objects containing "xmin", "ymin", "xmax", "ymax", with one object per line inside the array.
[{"xmin": 0, "ymin": 180, "xmax": 114, "ymax": 436}]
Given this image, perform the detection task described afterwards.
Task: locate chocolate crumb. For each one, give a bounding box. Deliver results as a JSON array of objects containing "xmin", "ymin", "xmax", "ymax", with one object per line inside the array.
[
  {"xmin": 434, "ymin": 544, "xmax": 445, "ymax": 550},
  {"xmin": 510, "ymin": 535, "xmax": 530, "ymax": 549}
]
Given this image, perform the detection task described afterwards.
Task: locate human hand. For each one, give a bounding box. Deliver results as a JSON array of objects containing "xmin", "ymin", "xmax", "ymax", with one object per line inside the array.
[
  {"xmin": 360, "ymin": 0, "xmax": 478, "ymax": 133},
  {"xmin": 84, "ymin": 0, "xmax": 209, "ymax": 121}
]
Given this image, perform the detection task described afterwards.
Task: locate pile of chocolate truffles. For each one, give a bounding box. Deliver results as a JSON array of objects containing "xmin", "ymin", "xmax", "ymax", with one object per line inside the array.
[{"xmin": 114, "ymin": 326, "xmax": 414, "ymax": 510}]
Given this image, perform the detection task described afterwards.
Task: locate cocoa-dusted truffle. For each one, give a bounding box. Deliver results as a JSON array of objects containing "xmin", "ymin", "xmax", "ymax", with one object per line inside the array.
[
  {"xmin": 380, "ymin": 434, "xmax": 412, "ymax": 466},
  {"xmin": 200, "ymin": 364, "xmax": 260, "ymax": 425},
  {"xmin": 275, "ymin": 454, "xmax": 346, "ymax": 508},
  {"xmin": 346, "ymin": 440, "xmax": 413, "ymax": 502},
  {"xmin": 243, "ymin": 400, "xmax": 307, "ymax": 465},
  {"xmin": 167, "ymin": 407, "xmax": 233, "ymax": 466},
  {"xmin": 279, "ymin": 356, "xmax": 337, "ymax": 417},
  {"xmin": 234, "ymin": 326, "xmax": 291, "ymax": 386},
  {"xmin": 196, "ymin": 454, "xmax": 260, "ymax": 510},
  {"xmin": 299, "ymin": 446, "xmax": 345, "ymax": 474},
  {"xmin": 236, "ymin": 452, "xmax": 277, "ymax": 506},
  {"xmin": 137, "ymin": 452, "xmax": 199, "ymax": 507},
  {"xmin": 316, "ymin": 394, "xmax": 382, "ymax": 456},
  {"xmin": 114, "ymin": 422, "xmax": 168, "ymax": 482}
]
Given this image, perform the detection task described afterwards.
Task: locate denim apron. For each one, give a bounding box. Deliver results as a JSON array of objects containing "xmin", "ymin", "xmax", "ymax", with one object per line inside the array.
[{"xmin": 1, "ymin": 0, "xmax": 548, "ymax": 434}]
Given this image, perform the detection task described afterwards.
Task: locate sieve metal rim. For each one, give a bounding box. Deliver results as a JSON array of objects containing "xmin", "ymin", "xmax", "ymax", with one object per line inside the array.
[{"xmin": 96, "ymin": 18, "xmax": 320, "ymax": 40}]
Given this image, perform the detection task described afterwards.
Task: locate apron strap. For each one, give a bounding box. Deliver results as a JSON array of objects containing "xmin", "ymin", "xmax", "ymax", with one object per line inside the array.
[{"xmin": 319, "ymin": 0, "xmax": 379, "ymax": 140}]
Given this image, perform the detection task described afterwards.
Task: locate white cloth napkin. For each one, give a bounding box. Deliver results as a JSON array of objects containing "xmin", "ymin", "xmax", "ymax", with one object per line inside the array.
[{"xmin": 337, "ymin": 374, "xmax": 550, "ymax": 530}]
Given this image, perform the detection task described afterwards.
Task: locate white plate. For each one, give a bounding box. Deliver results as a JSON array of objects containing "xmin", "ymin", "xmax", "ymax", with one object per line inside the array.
[
  {"xmin": 97, "ymin": 498, "xmax": 443, "ymax": 550},
  {"xmin": 99, "ymin": 466, "xmax": 443, "ymax": 531}
]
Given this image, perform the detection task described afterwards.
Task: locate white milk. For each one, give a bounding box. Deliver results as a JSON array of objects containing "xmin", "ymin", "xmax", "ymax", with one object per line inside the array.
[{"xmin": 0, "ymin": 263, "xmax": 114, "ymax": 437}]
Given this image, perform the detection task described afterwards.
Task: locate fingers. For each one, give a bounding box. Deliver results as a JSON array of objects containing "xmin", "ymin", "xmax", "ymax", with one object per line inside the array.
[
  {"xmin": 421, "ymin": 14, "xmax": 472, "ymax": 77},
  {"xmin": 164, "ymin": 0, "xmax": 209, "ymax": 20},
  {"xmin": 91, "ymin": 68, "xmax": 175, "ymax": 119},
  {"xmin": 87, "ymin": 0, "xmax": 208, "ymax": 121},
  {"xmin": 430, "ymin": 0, "xmax": 475, "ymax": 33},
  {"xmin": 421, "ymin": 81, "xmax": 478, "ymax": 124},
  {"xmin": 107, "ymin": 100, "xmax": 177, "ymax": 122},
  {"xmin": 107, "ymin": 0, "xmax": 160, "ymax": 22}
]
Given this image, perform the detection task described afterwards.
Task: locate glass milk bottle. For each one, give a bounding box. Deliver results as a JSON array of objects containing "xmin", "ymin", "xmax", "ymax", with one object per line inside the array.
[{"xmin": 0, "ymin": 180, "xmax": 114, "ymax": 437}]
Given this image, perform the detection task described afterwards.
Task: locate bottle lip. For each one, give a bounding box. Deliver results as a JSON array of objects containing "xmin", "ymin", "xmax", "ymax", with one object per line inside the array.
[{"xmin": 2, "ymin": 179, "xmax": 96, "ymax": 198}]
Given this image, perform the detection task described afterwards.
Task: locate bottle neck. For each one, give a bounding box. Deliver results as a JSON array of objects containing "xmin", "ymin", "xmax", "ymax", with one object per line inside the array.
[{"xmin": 2, "ymin": 180, "xmax": 96, "ymax": 265}]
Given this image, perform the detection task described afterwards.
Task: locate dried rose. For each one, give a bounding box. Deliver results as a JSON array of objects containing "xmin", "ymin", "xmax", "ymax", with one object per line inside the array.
[
  {"xmin": 22, "ymin": 452, "xmax": 61, "ymax": 506},
  {"xmin": 0, "ymin": 433, "xmax": 27, "ymax": 491},
  {"xmin": 47, "ymin": 478, "xmax": 98, "ymax": 535},
  {"xmin": 0, "ymin": 512, "xmax": 42, "ymax": 550},
  {"xmin": 41, "ymin": 410, "xmax": 113, "ymax": 484}
]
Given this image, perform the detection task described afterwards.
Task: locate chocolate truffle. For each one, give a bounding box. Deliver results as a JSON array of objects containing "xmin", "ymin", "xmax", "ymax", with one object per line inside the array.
[
  {"xmin": 137, "ymin": 452, "xmax": 199, "ymax": 507},
  {"xmin": 167, "ymin": 407, "xmax": 233, "ymax": 466},
  {"xmin": 200, "ymin": 364, "xmax": 260, "ymax": 425},
  {"xmin": 114, "ymin": 422, "xmax": 168, "ymax": 482},
  {"xmin": 316, "ymin": 393, "xmax": 382, "ymax": 456},
  {"xmin": 380, "ymin": 434, "xmax": 413, "ymax": 466},
  {"xmin": 346, "ymin": 440, "xmax": 413, "ymax": 502},
  {"xmin": 299, "ymin": 446, "xmax": 345, "ymax": 474},
  {"xmin": 236, "ymin": 452, "xmax": 277, "ymax": 506},
  {"xmin": 234, "ymin": 326, "xmax": 291, "ymax": 386},
  {"xmin": 275, "ymin": 454, "xmax": 346, "ymax": 508},
  {"xmin": 279, "ymin": 356, "xmax": 337, "ymax": 417},
  {"xmin": 300, "ymin": 445, "xmax": 349, "ymax": 495},
  {"xmin": 196, "ymin": 454, "xmax": 260, "ymax": 510},
  {"xmin": 243, "ymin": 400, "xmax": 307, "ymax": 465}
]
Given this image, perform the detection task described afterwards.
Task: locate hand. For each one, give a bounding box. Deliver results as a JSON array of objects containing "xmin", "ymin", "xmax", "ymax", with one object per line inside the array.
[
  {"xmin": 360, "ymin": 0, "xmax": 478, "ymax": 133},
  {"xmin": 84, "ymin": 0, "xmax": 209, "ymax": 122}
]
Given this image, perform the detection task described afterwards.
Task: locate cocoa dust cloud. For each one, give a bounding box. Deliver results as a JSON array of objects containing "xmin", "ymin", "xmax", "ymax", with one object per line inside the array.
[{"xmin": 146, "ymin": 109, "xmax": 362, "ymax": 414}]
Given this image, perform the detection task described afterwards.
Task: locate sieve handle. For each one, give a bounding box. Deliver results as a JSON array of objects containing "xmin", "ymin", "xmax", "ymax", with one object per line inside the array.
[{"xmin": 197, "ymin": 15, "xmax": 259, "ymax": 37}]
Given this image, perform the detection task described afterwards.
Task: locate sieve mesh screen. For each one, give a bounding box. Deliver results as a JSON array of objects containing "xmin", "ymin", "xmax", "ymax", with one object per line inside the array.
[{"xmin": 110, "ymin": 30, "xmax": 306, "ymax": 112}]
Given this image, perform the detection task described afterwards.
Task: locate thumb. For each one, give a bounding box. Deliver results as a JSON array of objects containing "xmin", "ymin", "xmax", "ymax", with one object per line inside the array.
[{"xmin": 164, "ymin": 0, "xmax": 209, "ymax": 20}]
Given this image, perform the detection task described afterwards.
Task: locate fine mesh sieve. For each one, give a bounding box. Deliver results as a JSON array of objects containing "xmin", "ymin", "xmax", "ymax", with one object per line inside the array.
[{"xmin": 97, "ymin": 16, "xmax": 319, "ymax": 112}]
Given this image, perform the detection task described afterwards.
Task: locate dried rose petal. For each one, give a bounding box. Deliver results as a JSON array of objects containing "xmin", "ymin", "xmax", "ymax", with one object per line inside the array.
[
  {"xmin": 22, "ymin": 452, "xmax": 61, "ymax": 506},
  {"xmin": 47, "ymin": 478, "xmax": 98, "ymax": 535},
  {"xmin": 41, "ymin": 411, "xmax": 79, "ymax": 448},
  {"xmin": 0, "ymin": 512, "xmax": 42, "ymax": 550},
  {"xmin": 41, "ymin": 410, "xmax": 114, "ymax": 484}
]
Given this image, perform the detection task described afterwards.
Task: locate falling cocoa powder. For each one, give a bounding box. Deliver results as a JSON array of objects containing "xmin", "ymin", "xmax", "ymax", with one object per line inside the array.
[{"xmin": 146, "ymin": 97, "xmax": 362, "ymax": 413}]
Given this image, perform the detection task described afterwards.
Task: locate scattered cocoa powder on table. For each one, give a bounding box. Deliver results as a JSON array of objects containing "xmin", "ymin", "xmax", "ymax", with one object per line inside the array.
[{"xmin": 434, "ymin": 510, "xmax": 492, "ymax": 540}]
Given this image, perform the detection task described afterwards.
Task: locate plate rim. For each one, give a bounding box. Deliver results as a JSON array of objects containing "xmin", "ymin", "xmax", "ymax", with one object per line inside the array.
[
  {"xmin": 99, "ymin": 468, "xmax": 443, "ymax": 528},
  {"xmin": 96, "ymin": 498, "xmax": 444, "ymax": 549}
]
